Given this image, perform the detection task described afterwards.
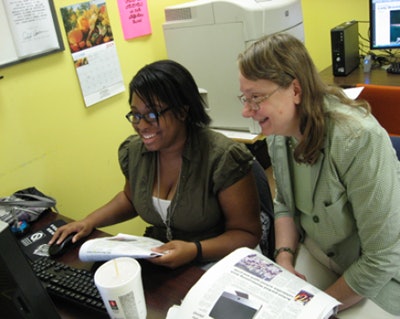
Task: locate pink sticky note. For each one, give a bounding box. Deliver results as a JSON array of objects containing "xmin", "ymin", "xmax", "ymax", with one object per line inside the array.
[{"xmin": 117, "ymin": 0, "xmax": 152, "ymax": 40}]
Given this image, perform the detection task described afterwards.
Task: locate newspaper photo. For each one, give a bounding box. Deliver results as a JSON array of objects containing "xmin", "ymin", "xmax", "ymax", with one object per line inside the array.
[{"xmin": 167, "ymin": 247, "xmax": 340, "ymax": 319}]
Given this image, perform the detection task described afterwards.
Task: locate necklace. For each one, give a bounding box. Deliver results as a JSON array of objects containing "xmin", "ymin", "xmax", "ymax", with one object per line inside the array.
[{"xmin": 156, "ymin": 152, "xmax": 182, "ymax": 241}]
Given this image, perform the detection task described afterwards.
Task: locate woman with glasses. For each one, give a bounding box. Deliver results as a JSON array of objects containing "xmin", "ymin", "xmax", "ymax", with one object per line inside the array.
[
  {"xmin": 50, "ymin": 60, "xmax": 263, "ymax": 269},
  {"xmin": 237, "ymin": 33, "xmax": 400, "ymax": 316}
]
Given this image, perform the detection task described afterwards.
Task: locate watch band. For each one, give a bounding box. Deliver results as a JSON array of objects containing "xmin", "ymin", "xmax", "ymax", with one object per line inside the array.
[{"xmin": 273, "ymin": 247, "xmax": 295, "ymax": 259}]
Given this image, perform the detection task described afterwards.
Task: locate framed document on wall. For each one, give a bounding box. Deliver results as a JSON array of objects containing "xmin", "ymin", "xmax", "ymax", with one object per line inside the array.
[{"xmin": 0, "ymin": 0, "xmax": 64, "ymax": 68}]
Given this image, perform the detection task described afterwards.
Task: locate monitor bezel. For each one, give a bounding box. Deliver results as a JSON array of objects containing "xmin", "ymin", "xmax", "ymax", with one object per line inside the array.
[{"xmin": 0, "ymin": 220, "xmax": 61, "ymax": 319}]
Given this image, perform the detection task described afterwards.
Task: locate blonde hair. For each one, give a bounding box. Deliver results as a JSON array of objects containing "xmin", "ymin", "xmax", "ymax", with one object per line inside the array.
[{"xmin": 238, "ymin": 33, "xmax": 369, "ymax": 164}]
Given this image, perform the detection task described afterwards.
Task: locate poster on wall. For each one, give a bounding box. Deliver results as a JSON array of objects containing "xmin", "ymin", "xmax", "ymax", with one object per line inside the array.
[
  {"xmin": 60, "ymin": 0, "xmax": 125, "ymax": 107},
  {"xmin": 117, "ymin": 0, "xmax": 152, "ymax": 40}
]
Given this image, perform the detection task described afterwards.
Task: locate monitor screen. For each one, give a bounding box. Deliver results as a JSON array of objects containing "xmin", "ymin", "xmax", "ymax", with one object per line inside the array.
[
  {"xmin": 0, "ymin": 220, "xmax": 60, "ymax": 319},
  {"xmin": 370, "ymin": 0, "xmax": 400, "ymax": 49}
]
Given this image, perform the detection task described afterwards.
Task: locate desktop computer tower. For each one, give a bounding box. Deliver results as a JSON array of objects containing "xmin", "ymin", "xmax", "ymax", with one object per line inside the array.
[{"xmin": 331, "ymin": 21, "xmax": 359, "ymax": 76}]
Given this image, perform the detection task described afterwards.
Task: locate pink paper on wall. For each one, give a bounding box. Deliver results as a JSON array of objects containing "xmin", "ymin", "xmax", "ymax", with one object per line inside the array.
[{"xmin": 117, "ymin": 0, "xmax": 152, "ymax": 40}]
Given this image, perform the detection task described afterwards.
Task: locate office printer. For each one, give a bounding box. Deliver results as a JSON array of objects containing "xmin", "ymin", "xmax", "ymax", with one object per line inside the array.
[{"xmin": 163, "ymin": 0, "xmax": 304, "ymax": 133}]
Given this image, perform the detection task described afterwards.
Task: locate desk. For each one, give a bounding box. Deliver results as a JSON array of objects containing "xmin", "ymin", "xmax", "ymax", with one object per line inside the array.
[
  {"xmin": 29, "ymin": 214, "xmax": 339, "ymax": 319},
  {"xmin": 213, "ymin": 128, "xmax": 263, "ymax": 144},
  {"xmin": 212, "ymin": 129, "xmax": 270, "ymax": 169},
  {"xmin": 30, "ymin": 212, "xmax": 205, "ymax": 319},
  {"xmin": 319, "ymin": 66, "xmax": 400, "ymax": 87}
]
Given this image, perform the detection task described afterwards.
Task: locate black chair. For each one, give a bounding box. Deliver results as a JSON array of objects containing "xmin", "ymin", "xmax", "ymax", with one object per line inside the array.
[{"xmin": 252, "ymin": 160, "xmax": 275, "ymax": 260}]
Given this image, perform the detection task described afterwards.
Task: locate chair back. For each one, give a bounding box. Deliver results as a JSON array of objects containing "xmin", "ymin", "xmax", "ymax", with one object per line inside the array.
[
  {"xmin": 252, "ymin": 160, "xmax": 275, "ymax": 259},
  {"xmin": 390, "ymin": 136, "xmax": 400, "ymax": 160}
]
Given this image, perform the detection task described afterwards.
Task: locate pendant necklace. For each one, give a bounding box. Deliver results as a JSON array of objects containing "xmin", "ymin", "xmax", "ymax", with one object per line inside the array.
[{"xmin": 157, "ymin": 152, "xmax": 182, "ymax": 241}]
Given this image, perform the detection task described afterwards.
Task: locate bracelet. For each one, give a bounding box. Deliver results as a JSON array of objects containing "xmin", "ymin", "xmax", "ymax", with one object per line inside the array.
[
  {"xmin": 273, "ymin": 247, "xmax": 295, "ymax": 259},
  {"xmin": 193, "ymin": 241, "xmax": 203, "ymax": 262}
]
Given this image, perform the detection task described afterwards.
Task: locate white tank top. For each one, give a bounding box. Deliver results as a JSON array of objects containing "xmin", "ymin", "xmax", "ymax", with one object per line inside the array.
[{"xmin": 152, "ymin": 197, "xmax": 170, "ymax": 222}]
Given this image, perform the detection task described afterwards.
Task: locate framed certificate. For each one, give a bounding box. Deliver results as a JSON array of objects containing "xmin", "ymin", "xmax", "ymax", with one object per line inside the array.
[{"xmin": 0, "ymin": 0, "xmax": 64, "ymax": 68}]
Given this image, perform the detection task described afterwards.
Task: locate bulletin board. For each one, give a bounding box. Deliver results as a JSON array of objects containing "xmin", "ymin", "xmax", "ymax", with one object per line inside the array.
[{"xmin": 0, "ymin": 0, "xmax": 64, "ymax": 68}]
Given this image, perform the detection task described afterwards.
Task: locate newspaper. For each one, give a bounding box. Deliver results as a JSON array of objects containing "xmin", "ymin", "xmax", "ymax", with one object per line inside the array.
[
  {"xmin": 78, "ymin": 233, "xmax": 164, "ymax": 262},
  {"xmin": 167, "ymin": 247, "xmax": 340, "ymax": 319}
]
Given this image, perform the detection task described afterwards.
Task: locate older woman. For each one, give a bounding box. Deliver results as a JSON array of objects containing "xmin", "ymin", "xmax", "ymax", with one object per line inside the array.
[{"xmin": 237, "ymin": 33, "xmax": 400, "ymax": 316}]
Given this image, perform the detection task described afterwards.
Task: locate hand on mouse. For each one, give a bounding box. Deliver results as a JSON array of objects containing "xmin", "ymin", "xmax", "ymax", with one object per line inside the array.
[
  {"xmin": 48, "ymin": 232, "xmax": 78, "ymax": 257},
  {"xmin": 48, "ymin": 220, "xmax": 94, "ymax": 246}
]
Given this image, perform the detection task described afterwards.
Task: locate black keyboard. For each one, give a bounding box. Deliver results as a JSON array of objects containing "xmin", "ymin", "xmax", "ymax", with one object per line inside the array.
[
  {"xmin": 387, "ymin": 62, "xmax": 400, "ymax": 74},
  {"xmin": 31, "ymin": 257, "xmax": 107, "ymax": 315}
]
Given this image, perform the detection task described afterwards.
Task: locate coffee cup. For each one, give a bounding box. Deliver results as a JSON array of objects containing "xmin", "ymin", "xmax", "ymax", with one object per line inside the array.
[{"xmin": 94, "ymin": 257, "xmax": 146, "ymax": 319}]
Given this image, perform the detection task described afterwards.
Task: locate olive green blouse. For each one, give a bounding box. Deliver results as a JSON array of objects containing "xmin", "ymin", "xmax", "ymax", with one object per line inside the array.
[{"xmin": 118, "ymin": 128, "xmax": 254, "ymax": 243}]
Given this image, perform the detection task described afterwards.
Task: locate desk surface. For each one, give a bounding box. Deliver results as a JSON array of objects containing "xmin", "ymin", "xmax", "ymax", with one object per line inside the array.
[
  {"xmin": 213, "ymin": 128, "xmax": 263, "ymax": 144},
  {"xmin": 31, "ymin": 212, "xmax": 204, "ymax": 319},
  {"xmin": 319, "ymin": 65, "xmax": 400, "ymax": 87}
]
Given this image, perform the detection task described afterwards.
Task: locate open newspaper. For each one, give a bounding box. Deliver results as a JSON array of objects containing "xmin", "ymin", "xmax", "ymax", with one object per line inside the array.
[
  {"xmin": 79, "ymin": 233, "xmax": 164, "ymax": 262},
  {"xmin": 167, "ymin": 247, "xmax": 340, "ymax": 319}
]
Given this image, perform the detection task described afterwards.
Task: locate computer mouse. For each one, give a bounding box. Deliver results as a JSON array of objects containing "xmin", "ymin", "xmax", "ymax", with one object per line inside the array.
[{"xmin": 48, "ymin": 232, "xmax": 77, "ymax": 257}]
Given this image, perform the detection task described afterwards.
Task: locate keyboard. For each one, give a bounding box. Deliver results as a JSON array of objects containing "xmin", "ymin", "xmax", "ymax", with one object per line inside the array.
[
  {"xmin": 31, "ymin": 257, "xmax": 107, "ymax": 315},
  {"xmin": 386, "ymin": 62, "xmax": 400, "ymax": 74}
]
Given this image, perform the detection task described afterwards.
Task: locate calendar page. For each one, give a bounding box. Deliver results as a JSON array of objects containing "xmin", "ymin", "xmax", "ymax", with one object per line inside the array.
[
  {"xmin": 72, "ymin": 41, "xmax": 125, "ymax": 106},
  {"xmin": 60, "ymin": 1, "xmax": 125, "ymax": 107}
]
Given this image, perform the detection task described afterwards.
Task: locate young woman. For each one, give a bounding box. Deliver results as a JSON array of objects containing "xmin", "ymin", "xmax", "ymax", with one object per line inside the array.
[
  {"xmin": 237, "ymin": 33, "xmax": 400, "ymax": 316},
  {"xmin": 50, "ymin": 60, "xmax": 262, "ymax": 269}
]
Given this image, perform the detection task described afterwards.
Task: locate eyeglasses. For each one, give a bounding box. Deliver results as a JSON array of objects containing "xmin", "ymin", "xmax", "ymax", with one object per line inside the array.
[
  {"xmin": 238, "ymin": 86, "xmax": 280, "ymax": 111},
  {"xmin": 125, "ymin": 107, "xmax": 172, "ymax": 124}
]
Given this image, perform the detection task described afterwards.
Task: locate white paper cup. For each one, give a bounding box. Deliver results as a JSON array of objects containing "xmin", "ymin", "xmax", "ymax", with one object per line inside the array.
[{"xmin": 94, "ymin": 257, "xmax": 147, "ymax": 319}]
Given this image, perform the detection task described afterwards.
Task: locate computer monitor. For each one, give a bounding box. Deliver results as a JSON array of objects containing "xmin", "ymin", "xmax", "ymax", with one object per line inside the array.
[
  {"xmin": 0, "ymin": 220, "xmax": 60, "ymax": 319},
  {"xmin": 370, "ymin": 0, "xmax": 400, "ymax": 50}
]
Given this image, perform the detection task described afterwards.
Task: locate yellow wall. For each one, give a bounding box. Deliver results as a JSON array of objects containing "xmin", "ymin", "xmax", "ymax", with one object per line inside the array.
[
  {"xmin": 303, "ymin": 0, "xmax": 369, "ymax": 69},
  {"xmin": 0, "ymin": 0, "xmax": 369, "ymax": 236}
]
